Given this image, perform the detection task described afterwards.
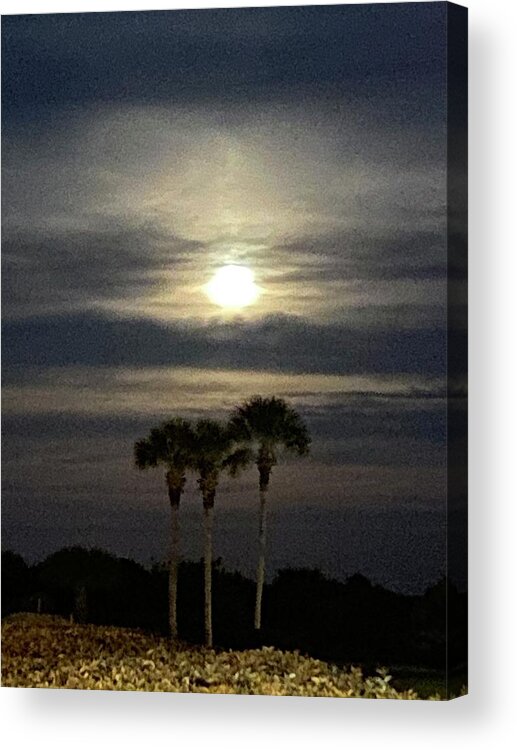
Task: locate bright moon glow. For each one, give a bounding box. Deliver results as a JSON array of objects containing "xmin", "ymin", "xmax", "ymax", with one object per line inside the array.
[{"xmin": 205, "ymin": 265, "xmax": 260, "ymax": 308}]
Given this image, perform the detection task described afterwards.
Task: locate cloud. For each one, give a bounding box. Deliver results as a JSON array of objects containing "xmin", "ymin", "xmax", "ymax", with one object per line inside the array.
[
  {"xmin": 273, "ymin": 227, "xmax": 447, "ymax": 286},
  {"xmin": 2, "ymin": 5, "xmax": 446, "ymax": 124},
  {"xmin": 2, "ymin": 42, "xmax": 447, "ymax": 325},
  {"xmin": 1, "ymin": 224, "xmax": 204, "ymax": 319},
  {"xmin": 2, "ymin": 311, "xmax": 449, "ymax": 376}
]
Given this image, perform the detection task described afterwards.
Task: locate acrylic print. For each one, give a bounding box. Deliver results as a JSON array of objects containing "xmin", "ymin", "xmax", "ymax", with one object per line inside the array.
[{"xmin": 1, "ymin": 3, "xmax": 468, "ymax": 699}]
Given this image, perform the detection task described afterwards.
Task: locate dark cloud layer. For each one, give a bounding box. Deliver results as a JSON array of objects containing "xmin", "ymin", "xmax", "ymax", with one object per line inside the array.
[
  {"xmin": 2, "ymin": 224, "xmax": 202, "ymax": 317},
  {"xmin": 2, "ymin": 4, "xmax": 446, "ymax": 125},
  {"xmin": 2, "ymin": 311, "xmax": 448, "ymax": 376}
]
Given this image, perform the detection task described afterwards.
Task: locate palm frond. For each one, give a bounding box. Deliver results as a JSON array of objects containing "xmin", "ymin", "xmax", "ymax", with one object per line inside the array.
[
  {"xmin": 134, "ymin": 438, "xmax": 158, "ymax": 469},
  {"xmin": 231, "ymin": 396, "xmax": 311, "ymax": 456},
  {"xmin": 222, "ymin": 447, "xmax": 254, "ymax": 477},
  {"xmin": 191, "ymin": 418, "xmax": 233, "ymax": 467},
  {"xmin": 133, "ymin": 418, "xmax": 195, "ymax": 473}
]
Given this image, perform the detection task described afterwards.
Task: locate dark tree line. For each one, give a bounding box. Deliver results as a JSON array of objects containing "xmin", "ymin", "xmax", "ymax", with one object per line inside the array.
[{"xmin": 2, "ymin": 547, "xmax": 467, "ymax": 677}]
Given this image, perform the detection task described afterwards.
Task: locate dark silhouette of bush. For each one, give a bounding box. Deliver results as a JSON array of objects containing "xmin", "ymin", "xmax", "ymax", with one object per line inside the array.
[
  {"xmin": 2, "ymin": 550, "xmax": 33, "ymax": 615},
  {"xmin": 32, "ymin": 547, "xmax": 161, "ymax": 629},
  {"xmin": 411, "ymin": 576, "xmax": 468, "ymax": 672}
]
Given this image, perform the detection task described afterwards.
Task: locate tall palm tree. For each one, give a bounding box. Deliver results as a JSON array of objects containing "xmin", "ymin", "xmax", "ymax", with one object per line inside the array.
[
  {"xmin": 230, "ymin": 396, "xmax": 311, "ymax": 631},
  {"xmin": 191, "ymin": 418, "xmax": 251, "ymax": 647},
  {"xmin": 134, "ymin": 418, "xmax": 195, "ymax": 640}
]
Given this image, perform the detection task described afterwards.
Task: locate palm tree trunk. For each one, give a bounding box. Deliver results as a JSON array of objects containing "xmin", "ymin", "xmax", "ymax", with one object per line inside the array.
[
  {"xmin": 168, "ymin": 489, "xmax": 181, "ymax": 641},
  {"xmin": 203, "ymin": 497, "xmax": 214, "ymax": 647},
  {"xmin": 254, "ymin": 475, "xmax": 269, "ymax": 630}
]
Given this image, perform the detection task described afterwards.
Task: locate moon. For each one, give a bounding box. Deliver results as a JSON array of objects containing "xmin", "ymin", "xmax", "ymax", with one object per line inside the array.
[{"xmin": 205, "ymin": 265, "xmax": 260, "ymax": 309}]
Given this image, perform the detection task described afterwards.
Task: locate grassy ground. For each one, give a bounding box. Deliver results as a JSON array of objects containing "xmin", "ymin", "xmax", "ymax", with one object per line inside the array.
[{"xmin": 2, "ymin": 613, "xmax": 434, "ymax": 699}]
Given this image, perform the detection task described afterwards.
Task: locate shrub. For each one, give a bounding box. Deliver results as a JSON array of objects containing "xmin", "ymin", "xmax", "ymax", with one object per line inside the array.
[{"xmin": 2, "ymin": 614, "xmax": 425, "ymax": 698}]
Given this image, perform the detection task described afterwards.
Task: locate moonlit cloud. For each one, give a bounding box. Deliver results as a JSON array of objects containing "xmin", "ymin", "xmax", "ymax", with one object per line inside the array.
[{"xmin": 2, "ymin": 98, "xmax": 446, "ymax": 323}]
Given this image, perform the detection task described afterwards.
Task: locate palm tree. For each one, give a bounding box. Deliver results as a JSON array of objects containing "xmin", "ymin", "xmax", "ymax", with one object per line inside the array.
[
  {"xmin": 134, "ymin": 418, "xmax": 195, "ymax": 640},
  {"xmin": 191, "ymin": 418, "xmax": 251, "ymax": 647},
  {"xmin": 230, "ymin": 396, "xmax": 311, "ymax": 631}
]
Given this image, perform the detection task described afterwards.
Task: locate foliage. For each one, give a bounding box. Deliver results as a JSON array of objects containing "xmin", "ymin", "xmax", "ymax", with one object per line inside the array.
[
  {"xmin": 134, "ymin": 417, "xmax": 196, "ymax": 490},
  {"xmin": 2, "ymin": 614, "xmax": 424, "ymax": 698},
  {"xmin": 230, "ymin": 396, "xmax": 310, "ymax": 474},
  {"xmin": 190, "ymin": 418, "xmax": 251, "ymax": 498}
]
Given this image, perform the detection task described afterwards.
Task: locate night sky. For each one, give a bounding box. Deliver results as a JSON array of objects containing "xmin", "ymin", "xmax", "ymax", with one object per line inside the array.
[{"xmin": 2, "ymin": 3, "xmax": 464, "ymax": 593}]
